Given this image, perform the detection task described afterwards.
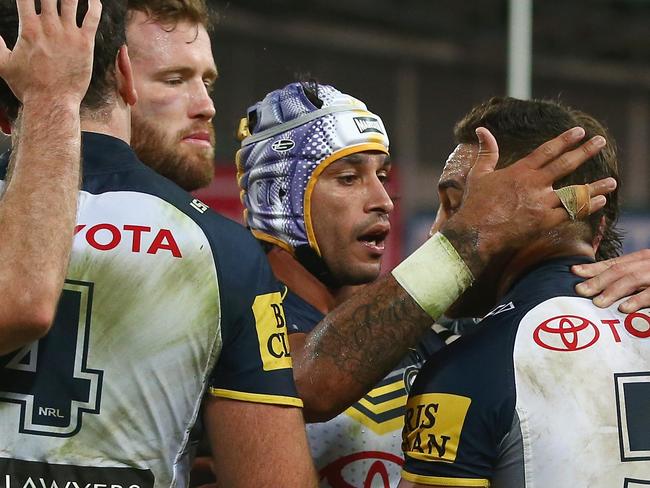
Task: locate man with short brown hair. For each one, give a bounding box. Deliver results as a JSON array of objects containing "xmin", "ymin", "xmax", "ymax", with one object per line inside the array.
[
  {"xmin": 0, "ymin": 1, "xmax": 316, "ymax": 486},
  {"xmin": 127, "ymin": 0, "xmax": 217, "ymax": 191}
]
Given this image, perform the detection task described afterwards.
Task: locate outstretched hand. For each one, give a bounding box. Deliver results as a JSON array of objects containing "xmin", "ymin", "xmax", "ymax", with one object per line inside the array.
[
  {"xmin": 573, "ymin": 249, "xmax": 650, "ymax": 313},
  {"xmin": 0, "ymin": 0, "xmax": 102, "ymax": 105},
  {"xmin": 442, "ymin": 126, "xmax": 617, "ymax": 277}
]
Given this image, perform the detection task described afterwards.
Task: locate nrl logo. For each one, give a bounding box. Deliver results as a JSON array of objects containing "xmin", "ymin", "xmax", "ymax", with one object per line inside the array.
[{"xmin": 353, "ymin": 117, "xmax": 384, "ymax": 134}]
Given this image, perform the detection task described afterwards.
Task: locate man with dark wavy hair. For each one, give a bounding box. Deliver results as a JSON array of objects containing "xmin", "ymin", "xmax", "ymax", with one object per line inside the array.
[
  {"xmin": 0, "ymin": 1, "xmax": 316, "ymax": 486},
  {"xmin": 399, "ymin": 97, "xmax": 649, "ymax": 488}
]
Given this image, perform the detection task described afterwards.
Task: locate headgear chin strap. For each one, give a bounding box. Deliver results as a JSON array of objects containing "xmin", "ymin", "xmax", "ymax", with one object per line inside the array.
[{"xmin": 236, "ymin": 82, "xmax": 390, "ymax": 280}]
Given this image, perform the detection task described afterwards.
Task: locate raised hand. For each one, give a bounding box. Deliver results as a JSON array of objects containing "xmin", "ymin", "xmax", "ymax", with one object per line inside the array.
[
  {"xmin": 0, "ymin": 0, "xmax": 102, "ymax": 105},
  {"xmin": 0, "ymin": 0, "xmax": 102, "ymax": 354},
  {"xmin": 442, "ymin": 126, "xmax": 617, "ymax": 277}
]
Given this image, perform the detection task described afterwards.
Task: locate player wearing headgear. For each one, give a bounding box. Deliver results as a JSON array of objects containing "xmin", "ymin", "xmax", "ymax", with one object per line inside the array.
[
  {"xmin": 237, "ymin": 80, "xmax": 444, "ymax": 486},
  {"xmin": 237, "ymin": 81, "xmax": 395, "ymax": 286}
]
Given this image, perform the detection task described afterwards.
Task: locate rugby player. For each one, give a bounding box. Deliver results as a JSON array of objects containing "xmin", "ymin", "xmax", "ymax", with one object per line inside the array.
[
  {"xmin": 0, "ymin": 0, "xmax": 100, "ymax": 354},
  {"xmin": 0, "ymin": 1, "xmax": 316, "ymax": 486},
  {"xmin": 237, "ymin": 80, "xmax": 444, "ymax": 486},
  {"xmin": 126, "ymin": 0, "xmax": 216, "ymax": 192},
  {"xmin": 399, "ymin": 97, "xmax": 650, "ymax": 488}
]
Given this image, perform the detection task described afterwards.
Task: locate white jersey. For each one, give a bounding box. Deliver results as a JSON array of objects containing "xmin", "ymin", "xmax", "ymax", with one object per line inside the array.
[
  {"xmin": 0, "ymin": 133, "xmax": 300, "ymax": 487},
  {"xmin": 402, "ymin": 257, "xmax": 650, "ymax": 487},
  {"xmin": 283, "ymin": 289, "xmax": 443, "ymax": 487}
]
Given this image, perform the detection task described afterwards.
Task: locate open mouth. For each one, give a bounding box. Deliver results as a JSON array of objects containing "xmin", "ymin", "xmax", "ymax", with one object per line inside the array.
[{"xmin": 358, "ymin": 225, "xmax": 390, "ymax": 253}]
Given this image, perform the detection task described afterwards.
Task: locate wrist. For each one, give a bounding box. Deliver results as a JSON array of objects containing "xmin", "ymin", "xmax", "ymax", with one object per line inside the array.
[
  {"xmin": 21, "ymin": 93, "xmax": 82, "ymax": 113},
  {"xmin": 18, "ymin": 96, "xmax": 82, "ymax": 137},
  {"xmin": 440, "ymin": 218, "xmax": 485, "ymax": 278},
  {"xmin": 391, "ymin": 232, "xmax": 474, "ymax": 319}
]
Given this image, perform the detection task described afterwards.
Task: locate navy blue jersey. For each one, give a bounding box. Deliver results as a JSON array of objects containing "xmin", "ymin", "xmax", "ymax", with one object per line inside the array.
[
  {"xmin": 0, "ymin": 133, "xmax": 299, "ymax": 487},
  {"xmin": 402, "ymin": 257, "xmax": 650, "ymax": 487},
  {"xmin": 284, "ymin": 288, "xmax": 324, "ymax": 335},
  {"xmin": 283, "ymin": 285, "xmax": 444, "ymax": 487}
]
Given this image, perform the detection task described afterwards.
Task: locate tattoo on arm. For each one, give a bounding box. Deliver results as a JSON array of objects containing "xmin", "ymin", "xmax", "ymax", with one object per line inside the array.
[{"xmin": 305, "ymin": 276, "xmax": 431, "ymax": 389}]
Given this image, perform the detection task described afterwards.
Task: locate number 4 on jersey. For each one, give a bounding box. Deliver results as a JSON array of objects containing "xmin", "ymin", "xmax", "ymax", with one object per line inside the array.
[{"xmin": 0, "ymin": 280, "xmax": 103, "ymax": 437}]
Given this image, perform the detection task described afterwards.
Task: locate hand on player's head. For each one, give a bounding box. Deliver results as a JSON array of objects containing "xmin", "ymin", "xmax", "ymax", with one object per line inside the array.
[{"xmin": 441, "ymin": 126, "xmax": 616, "ymax": 276}]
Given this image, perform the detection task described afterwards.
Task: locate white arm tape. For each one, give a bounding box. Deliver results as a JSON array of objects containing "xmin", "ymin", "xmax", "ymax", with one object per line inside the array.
[{"xmin": 391, "ymin": 232, "xmax": 474, "ymax": 319}]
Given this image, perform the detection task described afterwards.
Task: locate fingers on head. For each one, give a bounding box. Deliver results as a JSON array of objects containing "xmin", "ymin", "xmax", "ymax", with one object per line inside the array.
[
  {"xmin": 60, "ymin": 0, "xmax": 80, "ymax": 23},
  {"xmin": 587, "ymin": 177, "xmax": 617, "ymax": 197},
  {"xmin": 527, "ymin": 127, "xmax": 586, "ymax": 170},
  {"xmin": 542, "ymin": 135, "xmax": 607, "ymax": 183}
]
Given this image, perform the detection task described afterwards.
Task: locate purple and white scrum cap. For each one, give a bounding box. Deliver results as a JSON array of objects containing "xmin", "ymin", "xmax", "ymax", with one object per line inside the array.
[{"xmin": 236, "ymin": 82, "xmax": 390, "ymax": 256}]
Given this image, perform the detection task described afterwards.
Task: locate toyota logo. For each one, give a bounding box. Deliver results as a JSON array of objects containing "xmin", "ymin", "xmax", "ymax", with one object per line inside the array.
[
  {"xmin": 319, "ymin": 452, "xmax": 403, "ymax": 488},
  {"xmin": 533, "ymin": 315, "xmax": 600, "ymax": 351}
]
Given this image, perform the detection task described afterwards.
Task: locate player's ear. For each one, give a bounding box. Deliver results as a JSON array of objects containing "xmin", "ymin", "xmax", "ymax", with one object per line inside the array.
[
  {"xmin": 592, "ymin": 215, "xmax": 607, "ymax": 253},
  {"xmin": 0, "ymin": 107, "xmax": 12, "ymax": 136},
  {"xmin": 115, "ymin": 45, "xmax": 138, "ymax": 107}
]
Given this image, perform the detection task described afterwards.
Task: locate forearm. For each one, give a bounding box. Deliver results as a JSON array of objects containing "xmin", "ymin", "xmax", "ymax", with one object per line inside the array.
[
  {"xmin": 296, "ymin": 275, "xmax": 432, "ymax": 421},
  {"xmin": 0, "ymin": 97, "xmax": 81, "ymax": 353},
  {"xmin": 295, "ymin": 233, "xmax": 473, "ymax": 420},
  {"xmin": 293, "ymin": 122, "xmax": 612, "ymax": 419}
]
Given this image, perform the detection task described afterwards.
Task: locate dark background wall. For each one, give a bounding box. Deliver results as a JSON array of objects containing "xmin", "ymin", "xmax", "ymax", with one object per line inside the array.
[{"xmin": 3, "ymin": 0, "xmax": 648, "ymax": 253}]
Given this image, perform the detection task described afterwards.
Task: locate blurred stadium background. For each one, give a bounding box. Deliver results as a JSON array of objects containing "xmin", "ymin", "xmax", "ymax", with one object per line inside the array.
[{"xmin": 2, "ymin": 0, "xmax": 648, "ymax": 266}]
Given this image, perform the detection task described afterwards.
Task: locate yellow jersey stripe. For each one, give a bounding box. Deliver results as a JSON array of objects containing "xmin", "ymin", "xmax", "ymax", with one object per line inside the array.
[
  {"xmin": 208, "ymin": 388, "xmax": 303, "ymax": 408},
  {"xmin": 401, "ymin": 470, "xmax": 489, "ymax": 487}
]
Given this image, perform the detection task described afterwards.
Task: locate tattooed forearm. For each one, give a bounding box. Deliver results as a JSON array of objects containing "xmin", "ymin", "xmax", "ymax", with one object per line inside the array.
[{"xmin": 294, "ymin": 274, "xmax": 432, "ymax": 420}]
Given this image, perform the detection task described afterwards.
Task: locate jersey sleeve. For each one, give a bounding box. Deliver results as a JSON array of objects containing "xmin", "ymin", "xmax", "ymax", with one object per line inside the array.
[
  {"xmin": 207, "ymin": 224, "xmax": 302, "ymax": 407},
  {"xmin": 282, "ymin": 289, "xmax": 325, "ymax": 335},
  {"xmin": 401, "ymin": 321, "xmax": 517, "ymax": 487}
]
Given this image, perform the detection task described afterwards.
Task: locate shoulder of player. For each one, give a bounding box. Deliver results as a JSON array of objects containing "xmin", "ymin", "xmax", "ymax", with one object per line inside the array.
[
  {"xmin": 408, "ymin": 304, "xmax": 530, "ymax": 420},
  {"xmin": 110, "ymin": 165, "xmax": 264, "ymax": 258},
  {"xmin": 282, "ymin": 287, "xmax": 324, "ymax": 335}
]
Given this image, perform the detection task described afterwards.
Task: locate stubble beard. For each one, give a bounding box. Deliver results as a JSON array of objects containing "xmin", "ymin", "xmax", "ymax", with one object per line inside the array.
[{"xmin": 131, "ymin": 114, "xmax": 215, "ymax": 191}]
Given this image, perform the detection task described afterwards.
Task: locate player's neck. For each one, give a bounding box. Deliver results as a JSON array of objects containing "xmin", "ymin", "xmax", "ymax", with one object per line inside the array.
[
  {"xmin": 80, "ymin": 102, "xmax": 132, "ymax": 145},
  {"xmin": 266, "ymin": 246, "xmax": 337, "ymax": 314},
  {"xmin": 497, "ymin": 233, "xmax": 595, "ymax": 299}
]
